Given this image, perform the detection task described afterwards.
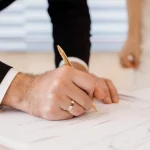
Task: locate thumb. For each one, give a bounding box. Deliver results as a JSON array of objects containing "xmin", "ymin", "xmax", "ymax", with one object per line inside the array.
[{"xmin": 133, "ymin": 53, "xmax": 140, "ymax": 68}]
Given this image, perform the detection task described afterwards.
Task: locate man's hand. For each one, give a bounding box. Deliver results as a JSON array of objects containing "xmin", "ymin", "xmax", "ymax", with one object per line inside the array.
[
  {"xmin": 93, "ymin": 77, "xmax": 119, "ymax": 104},
  {"xmin": 71, "ymin": 62, "xmax": 119, "ymax": 104},
  {"xmin": 2, "ymin": 66, "xmax": 104, "ymax": 121},
  {"xmin": 120, "ymin": 37, "xmax": 141, "ymax": 68}
]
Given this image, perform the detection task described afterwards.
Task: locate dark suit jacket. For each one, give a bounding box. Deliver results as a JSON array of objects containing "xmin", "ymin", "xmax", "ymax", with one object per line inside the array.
[
  {"xmin": 0, "ymin": 0, "xmax": 91, "ymax": 83},
  {"xmin": 0, "ymin": 0, "xmax": 15, "ymax": 11}
]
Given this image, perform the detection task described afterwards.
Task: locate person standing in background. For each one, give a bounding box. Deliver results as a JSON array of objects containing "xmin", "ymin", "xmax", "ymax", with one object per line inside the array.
[
  {"xmin": 120, "ymin": 0, "xmax": 141, "ymax": 69},
  {"xmin": 120, "ymin": 0, "xmax": 150, "ymax": 88}
]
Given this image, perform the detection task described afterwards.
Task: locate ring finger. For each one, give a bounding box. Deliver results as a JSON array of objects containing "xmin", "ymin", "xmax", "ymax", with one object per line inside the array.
[{"xmin": 58, "ymin": 96, "xmax": 85, "ymax": 117}]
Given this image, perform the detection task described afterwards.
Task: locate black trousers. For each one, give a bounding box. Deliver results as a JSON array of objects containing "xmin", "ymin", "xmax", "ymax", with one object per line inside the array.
[
  {"xmin": 47, "ymin": 0, "xmax": 91, "ymax": 67},
  {"xmin": 0, "ymin": 0, "xmax": 91, "ymax": 82},
  {"xmin": 0, "ymin": 0, "xmax": 16, "ymax": 11}
]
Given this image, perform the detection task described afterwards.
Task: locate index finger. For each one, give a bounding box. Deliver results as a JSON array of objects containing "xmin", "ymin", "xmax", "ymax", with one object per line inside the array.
[
  {"xmin": 72, "ymin": 70, "xmax": 99, "ymax": 97},
  {"xmin": 105, "ymin": 79, "xmax": 119, "ymax": 103}
]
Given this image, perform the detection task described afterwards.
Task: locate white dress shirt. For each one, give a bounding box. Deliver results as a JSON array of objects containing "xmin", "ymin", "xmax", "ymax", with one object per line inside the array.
[
  {"xmin": 59, "ymin": 57, "xmax": 88, "ymax": 70},
  {"xmin": 0, "ymin": 69, "xmax": 18, "ymax": 106}
]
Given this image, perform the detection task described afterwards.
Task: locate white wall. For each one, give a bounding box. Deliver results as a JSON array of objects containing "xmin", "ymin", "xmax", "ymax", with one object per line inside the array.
[{"xmin": 0, "ymin": 0, "xmax": 127, "ymax": 52}]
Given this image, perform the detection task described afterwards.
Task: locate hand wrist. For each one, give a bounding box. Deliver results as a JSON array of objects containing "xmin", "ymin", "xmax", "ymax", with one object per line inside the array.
[
  {"xmin": 2, "ymin": 73, "xmax": 34, "ymax": 111},
  {"xmin": 128, "ymin": 28, "xmax": 140, "ymax": 40},
  {"xmin": 70, "ymin": 62, "xmax": 88, "ymax": 72},
  {"xmin": 127, "ymin": 33, "xmax": 140, "ymax": 42}
]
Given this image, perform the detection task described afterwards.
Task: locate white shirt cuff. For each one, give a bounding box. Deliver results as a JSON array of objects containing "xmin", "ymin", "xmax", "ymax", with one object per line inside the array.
[
  {"xmin": 59, "ymin": 57, "xmax": 88, "ymax": 70},
  {"xmin": 0, "ymin": 69, "xmax": 19, "ymax": 105}
]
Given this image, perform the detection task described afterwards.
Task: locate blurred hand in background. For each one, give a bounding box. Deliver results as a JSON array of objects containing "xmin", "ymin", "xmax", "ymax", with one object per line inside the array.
[{"xmin": 120, "ymin": 37, "xmax": 141, "ymax": 69}]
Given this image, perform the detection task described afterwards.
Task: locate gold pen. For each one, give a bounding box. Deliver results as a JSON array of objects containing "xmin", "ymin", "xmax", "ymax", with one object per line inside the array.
[{"xmin": 57, "ymin": 45, "xmax": 97, "ymax": 112}]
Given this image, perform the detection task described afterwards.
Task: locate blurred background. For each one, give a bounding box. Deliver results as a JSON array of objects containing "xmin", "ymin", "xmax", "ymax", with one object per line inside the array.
[
  {"xmin": 0, "ymin": 0, "xmax": 133, "ymax": 88},
  {"xmin": 0, "ymin": 0, "xmax": 127, "ymax": 52}
]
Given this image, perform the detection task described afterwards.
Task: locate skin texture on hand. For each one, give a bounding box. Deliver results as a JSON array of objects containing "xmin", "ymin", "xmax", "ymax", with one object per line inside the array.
[{"xmin": 2, "ymin": 64, "xmax": 119, "ymax": 121}]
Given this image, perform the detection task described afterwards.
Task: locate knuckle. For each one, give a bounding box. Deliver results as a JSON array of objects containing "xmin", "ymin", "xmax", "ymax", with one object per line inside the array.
[
  {"xmin": 104, "ymin": 92, "xmax": 110, "ymax": 99},
  {"xmin": 53, "ymin": 79, "xmax": 64, "ymax": 89}
]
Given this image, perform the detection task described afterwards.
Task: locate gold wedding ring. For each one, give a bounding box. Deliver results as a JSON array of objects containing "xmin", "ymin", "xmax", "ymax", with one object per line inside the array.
[{"xmin": 67, "ymin": 100, "xmax": 75, "ymax": 112}]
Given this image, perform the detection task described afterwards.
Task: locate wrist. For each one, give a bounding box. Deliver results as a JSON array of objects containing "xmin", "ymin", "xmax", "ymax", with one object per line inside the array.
[
  {"xmin": 128, "ymin": 28, "xmax": 140, "ymax": 41},
  {"xmin": 2, "ymin": 73, "xmax": 34, "ymax": 111},
  {"xmin": 70, "ymin": 62, "xmax": 88, "ymax": 73},
  {"xmin": 127, "ymin": 33, "xmax": 140, "ymax": 43}
]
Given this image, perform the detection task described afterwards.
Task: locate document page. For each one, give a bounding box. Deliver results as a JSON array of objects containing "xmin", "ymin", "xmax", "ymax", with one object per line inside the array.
[{"xmin": 1, "ymin": 88, "xmax": 150, "ymax": 150}]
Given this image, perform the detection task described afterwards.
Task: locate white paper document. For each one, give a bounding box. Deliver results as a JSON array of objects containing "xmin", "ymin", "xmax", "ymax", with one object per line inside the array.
[{"xmin": 1, "ymin": 88, "xmax": 150, "ymax": 150}]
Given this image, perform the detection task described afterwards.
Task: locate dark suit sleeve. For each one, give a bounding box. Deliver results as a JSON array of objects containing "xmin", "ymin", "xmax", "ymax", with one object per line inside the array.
[
  {"xmin": 47, "ymin": 0, "xmax": 91, "ymax": 67},
  {"xmin": 0, "ymin": 0, "xmax": 16, "ymax": 11},
  {"xmin": 0, "ymin": 62, "xmax": 12, "ymax": 83}
]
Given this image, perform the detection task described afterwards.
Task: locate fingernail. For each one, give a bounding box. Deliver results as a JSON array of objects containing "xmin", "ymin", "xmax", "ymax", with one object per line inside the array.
[{"xmin": 105, "ymin": 97, "xmax": 112, "ymax": 104}]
